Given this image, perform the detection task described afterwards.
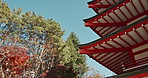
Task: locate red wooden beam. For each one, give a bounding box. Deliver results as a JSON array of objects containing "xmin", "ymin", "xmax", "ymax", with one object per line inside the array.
[
  {"xmin": 108, "ymin": 14, "xmax": 116, "ymax": 22},
  {"xmin": 131, "ymin": 1, "xmax": 140, "ymax": 14},
  {"xmin": 112, "ymin": 38, "xmax": 125, "ymax": 48},
  {"xmin": 101, "ymin": 27, "xmax": 112, "ymax": 35},
  {"xmin": 90, "ymin": 27, "xmax": 103, "ymax": 37},
  {"xmin": 106, "ymin": 0, "xmax": 111, "ymax": 5},
  {"xmin": 88, "ymin": 4, "xmax": 111, "ymax": 8},
  {"xmin": 112, "ymin": 59, "xmax": 131, "ymax": 70},
  {"xmin": 118, "ymin": 36, "xmax": 131, "ymax": 46},
  {"xmin": 134, "ymin": 29, "xmax": 145, "ymax": 41},
  {"xmin": 92, "ymin": 8, "xmax": 99, "ymax": 14},
  {"xmin": 124, "ymin": 5, "xmax": 134, "ymax": 17},
  {"xmin": 124, "ymin": 62, "xmax": 148, "ymax": 71},
  {"xmin": 136, "ymin": 57, "xmax": 148, "ymax": 63},
  {"xmin": 118, "ymin": 9, "xmax": 129, "ymax": 20},
  {"xmin": 105, "ymin": 42, "xmax": 115, "ymax": 48},
  {"xmin": 85, "ymin": 22, "xmax": 126, "ymax": 27},
  {"xmin": 80, "ymin": 19, "xmax": 147, "ymax": 49},
  {"xmin": 85, "ymin": 0, "xmax": 148, "ymax": 25},
  {"xmin": 96, "ymin": 53, "xmax": 109, "ymax": 61},
  {"xmin": 130, "ymin": 40, "xmax": 148, "ymax": 49},
  {"xmin": 108, "ymin": 54, "xmax": 129, "ymax": 67},
  {"xmin": 125, "ymin": 11, "xmax": 148, "ymax": 23},
  {"xmin": 91, "ymin": 55, "xmax": 121, "ymax": 74},
  {"xmin": 127, "ymin": 72, "xmax": 148, "ymax": 78},
  {"xmin": 79, "ymin": 48, "xmax": 128, "ymax": 54},
  {"xmin": 138, "ymin": 0, "xmax": 146, "ymax": 11},
  {"xmin": 124, "ymin": 57, "xmax": 148, "ymax": 69},
  {"xmin": 100, "ymin": 53, "xmax": 115, "ymax": 62},
  {"xmin": 128, "ymin": 49, "xmax": 137, "ymax": 64},
  {"xmin": 112, "ymin": 11, "xmax": 123, "ymax": 22},
  {"xmin": 134, "ymin": 48, "xmax": 148, "ymax": 55},
  {"xmin": 103, "ymin": 26, "xmax": 120, "ymax": 36},
  {"xmin": 103, "ymin": 52, "xmax": 122, "ymax": 64}
]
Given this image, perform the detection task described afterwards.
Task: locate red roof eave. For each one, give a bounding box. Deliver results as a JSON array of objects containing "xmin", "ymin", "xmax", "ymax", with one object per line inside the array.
[
  {"xmin": 79, "ymin": 19, "xmax": 148, "ymax": 49},
  {"xmin": 79, "ymin": 47, "xmax": 128, "ymax": 54}
]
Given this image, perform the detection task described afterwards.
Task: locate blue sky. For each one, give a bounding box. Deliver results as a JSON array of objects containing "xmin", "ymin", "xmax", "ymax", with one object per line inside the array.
[{"xmin": 4, "ymin": 0, "xmax": 114, "ymax": 77}]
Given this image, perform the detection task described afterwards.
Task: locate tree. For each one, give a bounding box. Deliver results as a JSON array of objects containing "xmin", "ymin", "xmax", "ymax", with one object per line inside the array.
[
  {"xmin": 0, "ymin": 45, "xmax": 30, "ymax": 78},
  {"xmin": 85, "ymin": 67, "xmax": 103, "ymax": 78},
  {"xmin": 0, "ymin": 1, "xmax": 87, "ymax": 78},
  {"xmin": 60, "ymin": 32, "xmax": 87, "ymax": 78},
  {"xmin": 0, "ymin": 1, "xmax": 65, "ymax": 77}
]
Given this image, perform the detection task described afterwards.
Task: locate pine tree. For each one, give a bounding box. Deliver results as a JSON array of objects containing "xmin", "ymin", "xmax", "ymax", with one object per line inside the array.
[{"xmin": 61, "ymin": 32, "xmax": 87, "ymax": 78}]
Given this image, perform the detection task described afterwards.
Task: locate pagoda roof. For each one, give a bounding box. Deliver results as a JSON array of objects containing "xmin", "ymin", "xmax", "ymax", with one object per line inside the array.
[
  {"xmin": 87, "ymin": 0, "xmax": 122, "ymax": 13},
  {"xmin": 79, "ymin": 17, "xmax": 148, "ymax": 74},
  {"xmin": 84, "ymin": 0, "xmax": 148, "ymax": 37}
]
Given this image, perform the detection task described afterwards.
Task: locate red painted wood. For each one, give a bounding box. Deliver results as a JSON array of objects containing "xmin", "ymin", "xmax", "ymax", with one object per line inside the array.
[
  {"xmin": 103, "ymin": 26, "xmax": 120, "ymax": 36},
  {"xmin": 85, "ymin": 0, "xmax": 147, "ymax": 25},
  {"xmin": 101, "ymin": 27, "xmax": 112, "ymax": 34},
  {"xmin": 134, "ymin": 30, "xmax": 145, "ymax": 41},
  {"xmin": 93, "ymin": 8, "xmax": 99, "ymax": 14},
  {"xmin": 113, "ymin": 11, "xmax": 123, "ymax": 22},
  {"xmin": 91, "ymin": 55, "xmax": 121, "ymax": 74},
  {"xmin": 99, "ymin": 44, "xmax": 107, "ymax": 48},
  {"xmin": 96, "ymin": 53, "xmax": 109, "ymax": 62},
  {"xmin": 118, "ymin": 8, "xmax": 129, "ymax": 20},
  {"xmin": 79, "ymin": 48, "xmax": 128, "ymax": 54},
  {"xmin": 108, "ymin": 14, "xmax": 117, "ymax": 22},
  {"xmin": 85, "ymin": 22, "xmax": 126, "ymax": 27},
  {"xmin": 112, "ymin": 38, "xmax": 125, "ymax": 48},
  {"xmin": 136, "ymin": 57, "xmax": 148, "ymax": 63},
  {"xmin": 126, "ymin": 34, "xmax": 138, "ymax": 44},
  {"xmin": 80, "ymin": 0, "xmax": 148, "ymax": 75},
  {"xmin": 143, "ymin": 25, "xmax": 148, "ymax": 33},
  {"xmin": 108, "ymin": 54, "xmax": 129, "ymax": 68},
  {"xmin": 119, "ymin": 36, "xmax": 131, "ymax": 46},
  {"xmin": 125, "ymin": 11, "xmax": 148, "ymax": 23},
  {"xmin": 130, "ymin": 40, "xmax": 148, "ymax": 50},
  {"xmin": 102, "ymin": 17, "xmax": 110, "ymax": 23},
  {"xmin": 93, "ymin": 53, "xmax": 101, "ymax": 58},
  {"xmin": 128, "ymin": 49, "xmax": 137, "ymax": 63},
  {"xmin": 90, "ymin": 27, "xmax": 103, "ymax": 37},
  {"xmin": 103, "ymin": 52, "xmax": 123, "ymax": 65},
  {"xmin": 112, "ymin": 59, "xmax": 131, "ymax": 70},
  {"xmin": 112, "ymin": 0, "xmax": 116, "ymax": 4},
  {"xmin": 84, "ymin": 0, "xmax": 132, "ymax": 23},
  {"xmin": 138, "ymin": 0, "xmax": 146, "ymax": 11},
  {"xmin": 106, "ymin": 52, "xmax": 128, "ymax": 66},
  {"xmin": 105, "ymin": 0, "xmax": 110, "ymax": 5},
  {"xmin": 100, "ymin": 52, "xmax": 115, "ymax": 62},
  {"xmin": 105, "ymin": 42, "xmax": 115, "ymax": 48},
  {"xmin": 125, "ymin": 62, "xmax": 148, "ymax": 70},
  {"xmin": 125, "ymin": 4, "xmax": 134, "ymax": 17},
  {"xmin": 126, "ymin": 72, "xmax": 148, "ymax": 78},
  {"xmin": 80, "ymin": 20, "xmax": 147, "ymax": 49},
  {"xmin": 89, "ymin": 4, "xmax": 111, "ymax": 8},
  {"xmin": 134, "ymin": 48, "xmax": 148, "ymax": 55},
  {"xmin": 130, "ymin": 1, "xmax": 140, "ymax": 14}
]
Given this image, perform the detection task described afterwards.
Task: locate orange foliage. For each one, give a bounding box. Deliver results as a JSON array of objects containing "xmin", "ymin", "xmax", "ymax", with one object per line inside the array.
[{"xmin": 0, "ymin": 45, "xmax": 30, "ymax": 77}]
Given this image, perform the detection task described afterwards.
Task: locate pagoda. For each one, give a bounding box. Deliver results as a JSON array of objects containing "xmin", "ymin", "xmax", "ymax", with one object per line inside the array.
[{"xmin": 79, "ymin": 0, "xmax": 148, "ymax": 77}]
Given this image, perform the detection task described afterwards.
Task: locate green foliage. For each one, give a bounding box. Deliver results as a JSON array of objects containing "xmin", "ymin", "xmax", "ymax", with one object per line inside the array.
[
  {"xmin": 0, "ymin": 1, "xmax": 87, "ymax": 78},
  {"xmin": 59, "ymin": 32, "xmax": 87, "ymax": 78}
]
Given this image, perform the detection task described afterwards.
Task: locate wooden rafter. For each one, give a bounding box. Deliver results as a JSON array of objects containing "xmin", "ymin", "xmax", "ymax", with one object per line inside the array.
[{"xmin": 79, "ymin": 48, "xmax": 128, "ymax": 54}]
